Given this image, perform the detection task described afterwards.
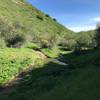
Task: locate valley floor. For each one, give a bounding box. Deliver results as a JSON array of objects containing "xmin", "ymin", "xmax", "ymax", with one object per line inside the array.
[{"xmin": 0, "ymin": 48, "xmax": 100, "ymax": 100}]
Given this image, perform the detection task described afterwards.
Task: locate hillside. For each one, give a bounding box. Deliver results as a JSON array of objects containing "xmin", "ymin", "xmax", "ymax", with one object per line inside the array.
[
  {"xmin": 0, "ymin": 0, "xmax": 73, "ymax": 48},
  {"xmin": 0, "ymin": 0, "xmax": 69, "ymax": 34}
]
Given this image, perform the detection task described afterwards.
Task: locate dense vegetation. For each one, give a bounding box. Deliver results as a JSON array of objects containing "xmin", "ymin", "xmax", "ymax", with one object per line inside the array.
[
  {"xmin": 0, "ymin": 0, "xmax": 100, "ymax": 100},
  {"xmin": 0, "ymin": 48, "xmax": 45, "ymax": 86}
]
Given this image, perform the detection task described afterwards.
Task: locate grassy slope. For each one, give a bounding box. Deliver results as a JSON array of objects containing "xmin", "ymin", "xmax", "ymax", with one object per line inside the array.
[{"xmin": 0, "ymin": 0, "xmax": 72, "ymax": 37}]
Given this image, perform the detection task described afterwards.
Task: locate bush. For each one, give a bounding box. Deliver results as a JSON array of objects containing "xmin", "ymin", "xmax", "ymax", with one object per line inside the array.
[
  {"xmin": 39, "ymin": 33, "xmax": 59, "ymax": 49},
  {"xmin": 67, "ymin": 39, "xmax": 77, "ymax": 51},
  {"xmin": 45, "ymin": 14, "xmax": 50, "ymax": 18},
  {"xmin": 36, "ymin": 15, "xmax": 43, "ymax": 20},
  {"xmin": 0, "ymin": 38, "xmax": 6, "ymax": 48},
  {"xmin": 53, "ymin": 18, "xmax": 57, "ymax": 21},
  {"xmin": 95, "ymin": 23, "xmax": 100, "ymax": 48},
  {"xmin": 6, "ymin": 34, "xmax": 26, "ymax": 48},
  {"xmin": 74, "ymin": 32, "xmax": 94, "ymax": 52},
  {"xmin": 25, "ymin": 42, "xmax": 39, "ymax": 50}
]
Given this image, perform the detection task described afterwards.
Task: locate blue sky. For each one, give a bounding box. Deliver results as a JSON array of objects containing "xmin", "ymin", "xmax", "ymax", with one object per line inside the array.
[{"xmin": 27, "ymin": 0, "xmax": 100, "ymax": 32}]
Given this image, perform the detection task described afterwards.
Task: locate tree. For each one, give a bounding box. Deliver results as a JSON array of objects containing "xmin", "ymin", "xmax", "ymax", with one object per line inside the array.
[
  {"xmin": 59, "ymin": 33, "xmax": 76, "ymax": 50},
  {"xmin": 38, "ymin": 33, "xmax": 59, "ymax": 49},
  {"xmin": 6, "ymin": 34, "xmax": 26, "ymax": 48},
  {"xmin": 74, "ymin": 32, "xmax": 93, "ymax": 53},
  {"xmin": 0, "ymin": 17, "xmax": 26, "ymax": 48},
  {"xmin": 95, "ymin": 23, "xmax": 100, "ymax": 48}
]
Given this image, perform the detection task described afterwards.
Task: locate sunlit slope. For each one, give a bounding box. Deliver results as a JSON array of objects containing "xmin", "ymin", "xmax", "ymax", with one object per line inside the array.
[{"xmin": 0, "ymin": 0, "xmax": 72, "ymax": 37}]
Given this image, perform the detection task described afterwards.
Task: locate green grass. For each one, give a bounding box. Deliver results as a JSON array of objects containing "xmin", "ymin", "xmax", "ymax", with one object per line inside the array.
[
  {"xmin": 24, "ymin": 42, "xmax": 39, "ymax": 49},
  {"xmin": 0, "ymin": 48, "xmax": 44, "ymax": 86},
  {"xmin": 42, "ymin": 46, "xmax": 71, "ymax": 58},
  {"xmin": 42, "ymin": 47, "xmax": 60, "ymax": 58},
  {"xmin": 0, "ymin": 49, "xmax": 100, "ymax": 100},
  {"xmin": 34, "ymin": 66, "xmax": 100, "ymax": 100}
]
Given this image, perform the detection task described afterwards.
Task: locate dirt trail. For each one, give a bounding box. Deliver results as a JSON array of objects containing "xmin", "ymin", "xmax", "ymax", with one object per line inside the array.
[{"xmin": 0, "ymin": 68, "xmax": 30, "ymax": 96}]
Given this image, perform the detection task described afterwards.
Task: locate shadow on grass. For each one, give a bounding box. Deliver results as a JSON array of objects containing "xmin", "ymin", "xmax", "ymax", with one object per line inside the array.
[
  {"xmin": 0, "ymin": 51, "xmax": 76, "ymax": 98},
  {"xmin": 0, "ymin": 49, "xmax": 98, "ymax": 99},
  {"xmin": 58, "ymin": 49, "xmax": 98, "ymax": 68},
  {"xmin": 0, "ymin": 61, "xmax": 74, "ymax": 100}
]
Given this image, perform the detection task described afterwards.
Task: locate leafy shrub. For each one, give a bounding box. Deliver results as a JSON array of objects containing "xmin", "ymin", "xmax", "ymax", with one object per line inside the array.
[
  {"xmin": 0, "ymin": 38, "xmax": 6, "ymax": 48},
  {"xmin": 53, "ymin": 18, "xmax": 57, "ymax": 21},
  {"xmin": 6, "ymin": 34, "xmax": 26, "ymax": 48},
  {"xmin": 0, "ymin": 48, "xmax": 44, "ymax": 86},
  {"xmin": 66, "ymin": 39, "xmax": 77, "ymax": 51},
  {"xmin": 39, "ymin": 33, "xmax": 59, "ymax": 49},
  {"xmin": 95, "ymin": 23, "xmax": 100, "ymax": 48},
  {"xmin": 36, "ymin": 15, "xmax": 43, "ymax": 20},
  {"xmin": 42, "ymin": 47, "xmax": 60, "ymax": 58},
  {"xmin": 45, "ymin": 14, "xmax": 50, "ymax": 17},
  {"xmin": 25, "ymin": 42, "xmax": 39, "ymax": 50}
]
